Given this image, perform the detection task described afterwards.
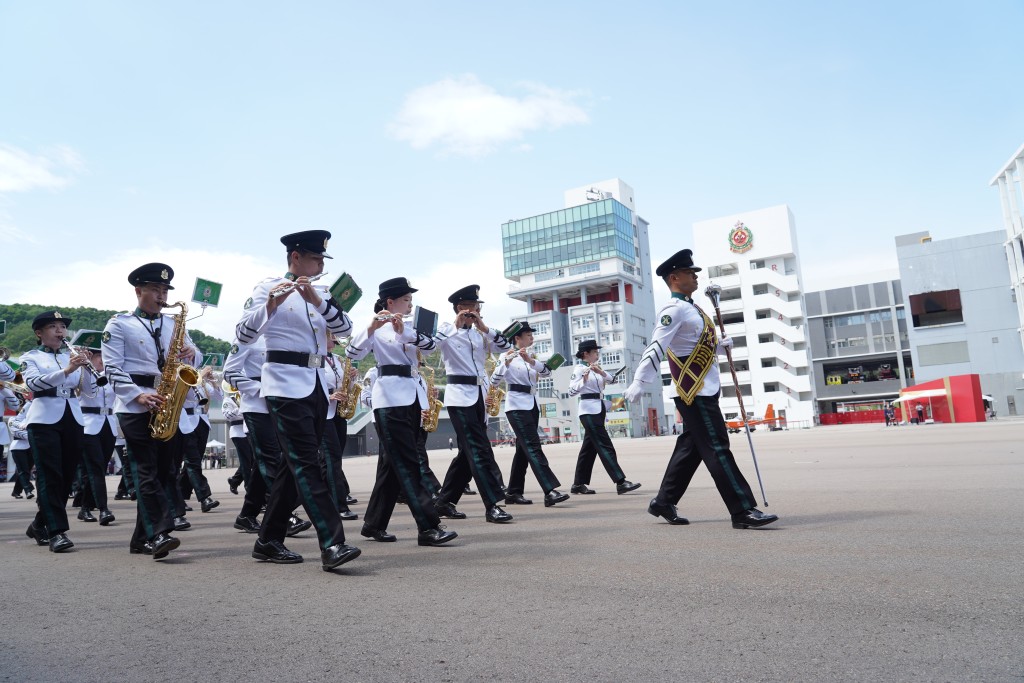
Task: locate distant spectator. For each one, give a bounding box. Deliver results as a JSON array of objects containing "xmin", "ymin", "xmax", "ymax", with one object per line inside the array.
[{"xmin": 915, "ymin": 403, "xmax": 924, "ymax": 424}]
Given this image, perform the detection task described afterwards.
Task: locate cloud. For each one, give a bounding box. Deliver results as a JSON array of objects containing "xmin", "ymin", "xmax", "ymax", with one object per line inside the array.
[
  {"xmin": 0, "ymin": 143, "xmax": 84, "ymax": 193},
  {"xmin": 388, "ymin": 75, "xmax": 589, "ymax": 157}
]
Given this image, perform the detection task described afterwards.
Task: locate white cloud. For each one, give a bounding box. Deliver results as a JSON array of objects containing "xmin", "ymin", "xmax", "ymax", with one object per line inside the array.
[
  {"xmin": 388, "ymin": 74, "xmax": 589, "ymax": 157},
  {"xmin": 0, "ymin": 143, "xmax": 84, "ymax": 192}
]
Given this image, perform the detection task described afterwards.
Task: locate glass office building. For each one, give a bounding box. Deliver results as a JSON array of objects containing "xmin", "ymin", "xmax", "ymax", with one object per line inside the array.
[{"xmin": 502, "ymin": 199, "xmax": 636, "ymax": 278}]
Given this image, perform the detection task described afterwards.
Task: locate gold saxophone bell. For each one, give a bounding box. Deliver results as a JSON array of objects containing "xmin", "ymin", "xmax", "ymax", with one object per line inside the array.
[
  {"xmin": 610, "ymin": 397, "xmax": 626, "ymax": 411},
  {"xmin": 484, "ymin": 355, "xmax": 505, "ymax": 418}
]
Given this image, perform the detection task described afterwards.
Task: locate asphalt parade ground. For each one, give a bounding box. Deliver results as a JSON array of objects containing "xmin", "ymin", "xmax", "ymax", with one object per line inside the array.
[{"xmin": 2, "ymin": 420, "xmax": 1022, "ymax": 683}]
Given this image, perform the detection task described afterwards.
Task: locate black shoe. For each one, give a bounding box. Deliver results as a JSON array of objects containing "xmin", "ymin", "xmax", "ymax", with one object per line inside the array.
[
  {"xmin": 129, "ymin": 540, "xmax": 153, "ymax": 555},
  {"xmin": 486, "ymin": 505, "xmax": 513, "ymax": 523},
  {"xmin": 129, "ymin": 491, "xmax": 137, "ymax": 501},
  {"xmin": 234, "ymin": 515, "xmax": 261, "ymax": 533},
  {"xmin": 252, "ymin": 539, "xmax": 303, "ymax": 564},
  {"xmin": 321, "ymin": 543, "xmax": 361, "ymax": 571},
  {"xmin": 228, "ymin": 478, "xmax": 239, "ymax": 495},
  {"xmin": 417, "ymin": 527, "xmax": 458, "ymax": 546},
  {"xmin": 647, "ymin": 498, "xmax": 689, "ymax": 525},
  {"xmin": 26, "ymin": 523, "xmax": 48, "ymax": 546},
  {"xmin": 616, "ymin": 480, "xmax": 641, "ymax": 495},
  {"xmin": 544, "ymin": 490, "xmax": 569, "ymax": 507},
  {"xmin": 172, "ymin": 516, "xmax": 191, "ymax": 531},
  {"xmin": 150, "ymin": 533, "xmax": 180, "ymax": 559},
  {"xmin": 731, "ymin": 508, "xmax": 779, "ymax": 529},
  {"xmin": 200, "ymin": 497, "xmax": 220, "ymax": 513},
  {"xmin": 570, "ymin": 484, "xmax": 596, "ymax": 494},
  {"xmin": 435, "ymin": 501, "xmax": 467, "ymax": 519},
  {"xmin": 49, "ymin": 533, "xmax": 74, "ymax": 553},
  {"xmin": 114, "ymin": 491, "xmax": 129, "ymax": 500},
  {"xmin": 25, "ymin": 491, "xmax": 35, "ymax": 500},
  {"xmin": 463, "ymin": 485, "xmax": 476, "ymax": 495},
  {"xmin": 78, "ymin": 508, "xmax": 97, "ymax": 523},
  {"xmin": 286, "ymin": 514, "xmax": 312, "ymax": 537},
  {"xmin": 183, "ymin": 504, "xmax": 193, "ymax": 512},
  {"xmin": 339, "ymin": 508, "xmax": 359, "ymax": 521},
  {"xmin": 504, "ymin": 493, "xmax": 533, "ymax": 505},
  {"xmin": 99, "ymin": 509, "xmax": 115, "ymax": 526},
  {"xmin": 11, "ymin": 493, "xmax": 22, "ymax": 499},
  {"xmin": 396, "ymin": 494, "xmax": 408, "ymax": 505},
  {"xmin": 345, "ymin": 495, "xmax": 358, "ymax": 505},
  {"xmin": 360, "ymin": 524, "xmax": 396, "ymax": 542}
]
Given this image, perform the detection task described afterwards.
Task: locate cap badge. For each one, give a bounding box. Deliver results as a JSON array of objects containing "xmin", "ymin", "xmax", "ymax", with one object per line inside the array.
[{"xmin": 54, "ymin": 312, "xmax": 62, "ymax": 319}]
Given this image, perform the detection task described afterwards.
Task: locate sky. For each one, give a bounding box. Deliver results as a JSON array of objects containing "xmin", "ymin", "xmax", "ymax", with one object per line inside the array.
[{"xmin": 1, "ymin": 1, "xmax": 1022, "ymax": 342}]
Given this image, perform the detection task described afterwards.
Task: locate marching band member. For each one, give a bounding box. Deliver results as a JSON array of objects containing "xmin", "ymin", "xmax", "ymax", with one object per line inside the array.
[
  {"xmin": 8, "ymin": 396, "xmax": 34, "ymax": 500},
  {"xmin": 176, "ymin": 365, "xmax": 220, "ymax": 516},
  {"xmin": 345, "ymin": 277, "xmax": 457, "ymax": 547},
  {"xmin": 102, "ymin": 263, "xmax": 193, "ymax": 559},
  {"xmin": 21, "ymin": 310, "xmax": 89, "ymax": 552},
  {"xmin": 224, "ymin": 336, "xmax": 311, "ymax": 537},
  {"xmin": 623, "ymin": 249, "xmax": 778, "ymax": 529},
  {"xmin": 323, "ymin": 336, "xmax": 358, "ymax": 520},
  {"xmin": 222, "ymin": 389, "xmax": 252, "ymax": 495},
  {"xmin": 567, "ymin": 340, "xmax": 640, "ymax": 496},
  {"xmin": 490, "ymin": 322, "xmax": 569, "ymax": 508},
  {"xmin": 1, "ymin": 386, "xmax": 19, "ymax": 492},
  {"xmin": 78, "ymin": 341, "xmax": 118, "ymax": 525},
  {"xmin": 430, "ymin": 285, "xmax": 513, "ymax": 524},
  {"xmin": 234, "ymin": 230, "xmax": 360, "ymax": 572}
]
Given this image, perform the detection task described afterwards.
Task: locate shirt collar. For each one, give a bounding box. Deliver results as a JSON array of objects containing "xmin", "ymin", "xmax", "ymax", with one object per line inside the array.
[
  {"xmin": 37, "ymin": 344, "xmax": 59, "ymax": 354},
  {"xmin": 134, "ymin": 307, "xmax": 161, "ymax": 320},
  {"xmin": 671, "ymin": 292, "xmax": 693, "ymax": 303},
  {"xmin": 284, "ymin": 272, "xmax": 297, "ymax": 282}
]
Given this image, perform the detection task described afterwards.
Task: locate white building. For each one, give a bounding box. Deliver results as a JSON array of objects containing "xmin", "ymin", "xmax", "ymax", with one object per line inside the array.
[
  {"xmin": 676, "ymin": 204, "xmax": 815, "ymax": 427},
  {"xmin": 990, "ymin": 142, "xmax": 1024, "ymax": 353},
  {"xmin": 501, "ymin": 178, "xmax": 663, "ymax": 438}
]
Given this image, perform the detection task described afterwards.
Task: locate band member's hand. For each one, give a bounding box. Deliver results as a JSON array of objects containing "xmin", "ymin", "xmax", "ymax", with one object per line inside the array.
[
  {"xmin": 421, "ymin": 409, "xmax": 431, "ymax": 421},
  {"xmin": 455, "ymin": 311, "xmax": 476, "ymax": 328},
  {"xmin": 484, "ymin": 396, "xmax": 494, "ymax": 410},
  {"xmin": 369, "ymin": 314, "xmax": 389, "ymax": 333},
  {"xmin": 623, "ymin": 381, "xmax": 644, "ymax": 402},
  {"xmin": 295, "ymin": 278, "xmax": 323, "ymax": 307},
  {"xmin": 68, "ymin": 352, "xmax": 91, "ymax": 370},
  {"xmin": 135, "ymin": 392, "xmax": 165, "ymax": 409},
  {"xmin": 518, "ymin": 347, "xmax": 530, "ymax": 362},
  {"xmin": 391, "ymin": 315, "xmax": 404, "ymax": 335},
  {"xmin": 472, "ymin": 314, "xmax": 488, "ymax": 334},
  {"xmin": 178, "ymin": 346, "xmax": 196, "ymax": 363},
  {"xmin": 719, "ymin": 336, "xmax": 734, "ymax": 350},
  {"xmin": 267, "ymin": 283, "xmax": 291, "ymax": 314}
]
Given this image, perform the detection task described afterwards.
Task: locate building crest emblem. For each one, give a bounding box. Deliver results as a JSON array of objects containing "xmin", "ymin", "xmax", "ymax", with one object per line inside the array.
[{"xmin": 728, "ymin": 221, "xmax": 754, "ymax": 254}]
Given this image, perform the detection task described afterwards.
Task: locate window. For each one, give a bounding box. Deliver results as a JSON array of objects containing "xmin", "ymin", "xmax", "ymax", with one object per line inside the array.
[
  {"xmin": 574, "ymin": 316, "xmax": 593, "ymax": 329},
  {"xmin": 824, "ymin": 318, "xmax": 834, "ymax": 328},
  {"xmin": 909, "ymin": 289, "xmax": 963, "ymax": 327},
  {"xmin": 601, "ymin": 352, "xmax": 622, "ymax": 366},
  {"xmin": 752, "ymin": 284, "xmax": 769, "ymax": 295},
  {"xmin": 758, "ymin": 334, "xmax": 772, "ymax": 344},
  {"xmin": 534, "ymin": 341, "xmax": 551, "ymax": 354},
  {"xmin": 750, "ymin": 260, "xmax": 765, "ymax": 270},
  {"xmin": 764, "ymin": 383, "xmax": 779, "ymax": 392},
  {"xmin": 532, "ymin": 321, "xmax": 550, "ymax": 335},
  {"xmin": 836, "ymin": 314, "xmax": 865, "ymax": 327},
  {"xmin": 868, "ymin": 310, "xmax": 892, "ymax": 323}
]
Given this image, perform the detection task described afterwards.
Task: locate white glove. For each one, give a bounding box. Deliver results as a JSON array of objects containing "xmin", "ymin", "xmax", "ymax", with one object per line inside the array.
[
  {"xmin": 719, "ymin": 336, "xmax": 734, "ymax": 350},
  {"xmin": 624, "ymin": 381, "xmax": 645, "ymax": 402}
]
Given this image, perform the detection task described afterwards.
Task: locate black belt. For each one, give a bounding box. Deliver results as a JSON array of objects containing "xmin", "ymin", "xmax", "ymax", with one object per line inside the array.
[
  {"xmin": 508, "ymin": 383, "xmax": 533, "ymax": 394},
  {"xmin": 266, "ymin": 350, "xmax": 325, "ymax": 369},
  {"xmin": 581, "ymin": 393, "xmax": 601, "ymax": 400},
  {"xmin": 378, "ymin": 364, "xmax": 412, "ymax": 377},
  {"xmin": 130, "ymin": 374, "xmax": 157, "ymax": 388},
  {"xmin": 82, "ymin": 407, "xmax": 113, "ymax": 415},
  {"xmin": 447, "ymin": 374, "xmax": 483, "ymax": 386},
  {"xmin": 228, "ymin": 419, "xmax": 244, "ymax": 426},
  {"xmin": 34, "ymin": 387, "xmax": 73, "ymax": 398}
]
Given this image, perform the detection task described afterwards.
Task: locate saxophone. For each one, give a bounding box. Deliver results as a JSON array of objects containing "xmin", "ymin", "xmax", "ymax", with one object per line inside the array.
[
  {"xmin": 418, "ymin": 352, "xmax": 443, "ymax": 433},
  {"xmin": 485, "ymin": 354, "xmax": 505, "ymax": 418},
  {"xmin": 150, "ymin": 302, "xmax": 201, "ymax": 441},
  {"xmin": 339, "ymin": 356, "xmax": 362, "ymax": 420}
]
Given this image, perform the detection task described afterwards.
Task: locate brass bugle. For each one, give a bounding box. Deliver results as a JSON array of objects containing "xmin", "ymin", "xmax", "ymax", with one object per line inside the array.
[
  {"xmin": 269, "ymin": 272, "xmax": 328, "ymax": 300},
  {"xmin": 61, "ymin": 339, "xmax": 108, "ymax": 386},
  {"xmin": 0, "ymin": 380, "xmax": 30, "ymax": 396}
]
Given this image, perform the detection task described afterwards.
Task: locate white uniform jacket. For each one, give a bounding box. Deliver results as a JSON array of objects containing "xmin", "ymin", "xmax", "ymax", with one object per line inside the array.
[
  {"xmin": 346, "ymin": 323, "xmax": 434, "ymax": 410},
  {"xmin": 9, "ymin": 402, "xmax": 30, "ymax": 450},
  {"xmin": 432, "ymin": 322, "xmax": 511, "ymax": 408},
  {"xmin": 21, "ymin": 347, "xmax": 84, "ymax": 426},
  {"xmin": 224, "ymin": 337, "xmax": 268, "ymax": 415},
  {"xmin": 78, "ymin": 371, "xmax": 119, "ymax": 436},
  {"xmin": 360, "ymin": 367, "xmax": 377, "ymax": 421},
  {"xmin": 0, "ymin": 360, "xmax": 15, "ymax": 383},
  {"xmin": 102, "ymin": 310, "xmax": 200, "ymax": 414},
  {"xmin": 235, "ymin": 277, "xmax": 353, "ymax": 399},
  {"xmin": 569, "ymin": 362, "xmax": 612, "ymax": 415},
  {"xmin": 633, "ymin": 294, "xmax": 728, "ymax": 398},
  {"xmin": 325, "ymin": 354, "xmax": 343, "ymax": 420},
  {"xmin": 0, "ymin": 387, "xmax": 17, "ymax": 445},
  {"xmin": 222, "ymin": 396, "xmax": 248, "ymax": 439},
  {"xmin": 490, "ymin": 353, "xmax": 550, "ymax": 413}
]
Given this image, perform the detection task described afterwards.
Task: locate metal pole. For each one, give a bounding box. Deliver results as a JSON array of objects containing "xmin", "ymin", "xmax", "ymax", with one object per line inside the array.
[{"xmin": 705, "ymin": 284, "xmax": 768, "ymax": 506}]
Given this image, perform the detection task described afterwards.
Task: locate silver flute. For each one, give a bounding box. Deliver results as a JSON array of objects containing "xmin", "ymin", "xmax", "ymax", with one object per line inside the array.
[{"xmin": 269, "ymin": 272, "xmax": 328, "ymax": 300}]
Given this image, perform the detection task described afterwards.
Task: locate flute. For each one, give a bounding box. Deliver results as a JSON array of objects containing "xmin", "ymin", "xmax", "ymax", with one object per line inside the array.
[
  {"xmin": 269, "ymin": 272, "xmax": 328, "ymax": 300},
  {"xmin": 61, "ymin": 339, "xmax": 108, "ymax": 386}
]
